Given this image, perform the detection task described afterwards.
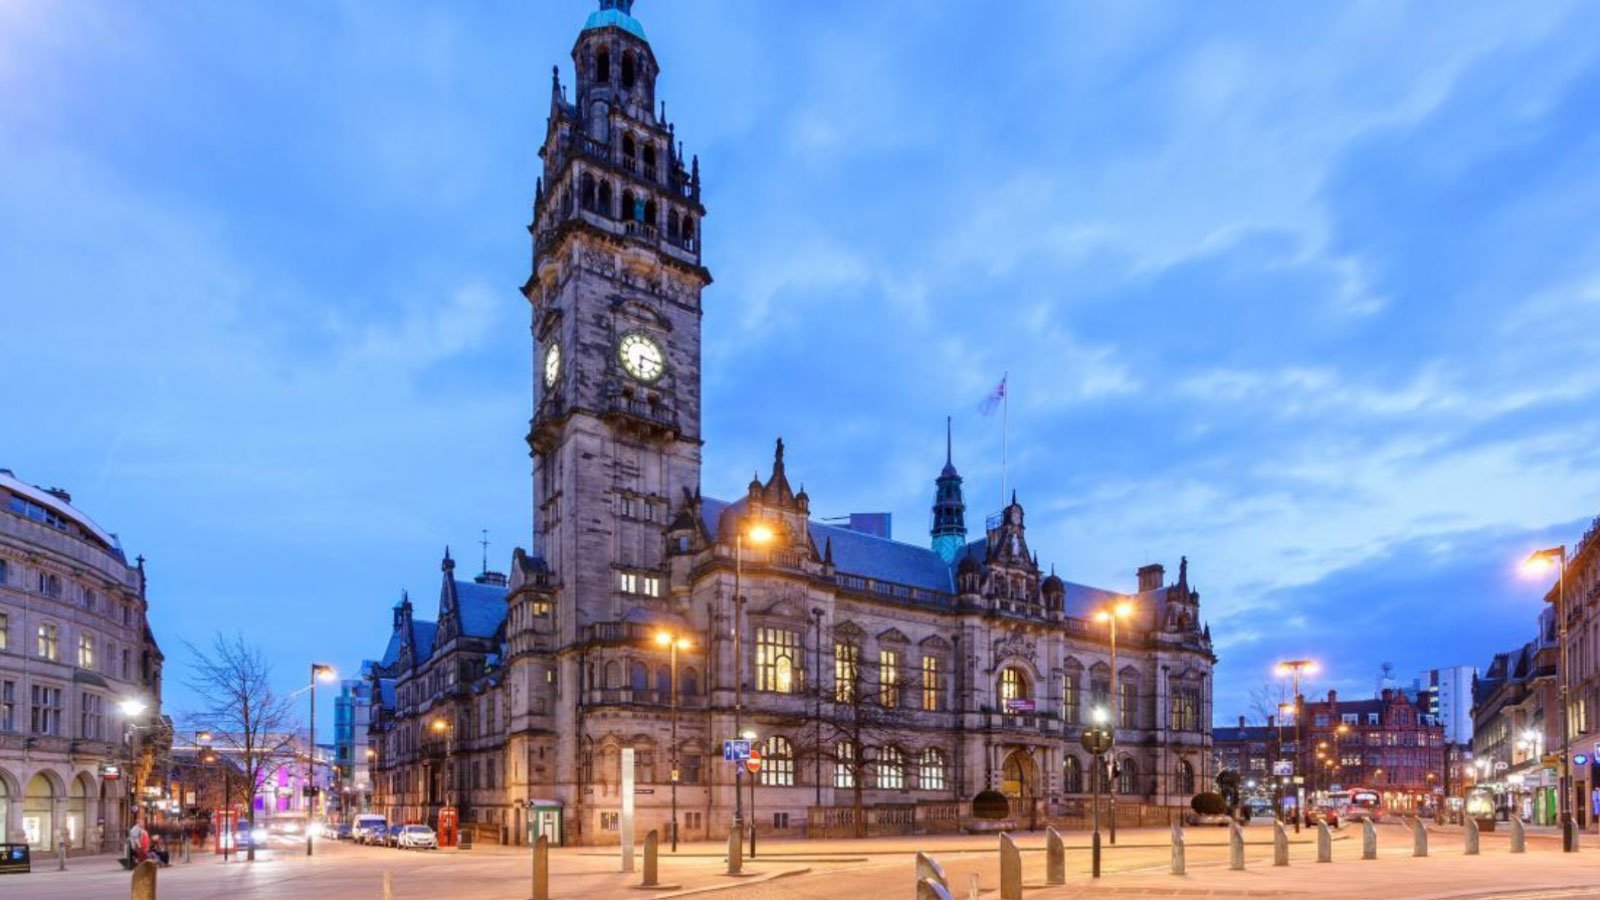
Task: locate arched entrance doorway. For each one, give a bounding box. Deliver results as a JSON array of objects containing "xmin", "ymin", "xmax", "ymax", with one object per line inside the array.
[
  {"xmin": 0, "ymin": 770, "xmax": 12, "ymax": 843},
  {"xmin": 1001, "ymin": 749, "xmax": 1039, "ymax": 828},
  {"xmin": 24, "ymin": 773, "xmax": 58, "ymax": 850},
  {"xmin": 67, "ymin": 773, "xmax": 96, "ymax": 850}
]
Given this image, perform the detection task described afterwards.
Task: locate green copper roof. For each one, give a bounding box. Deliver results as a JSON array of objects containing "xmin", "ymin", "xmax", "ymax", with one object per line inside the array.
[{"xmin": 584, "ymin": 9, "xmax": 648, "ymax": 42}]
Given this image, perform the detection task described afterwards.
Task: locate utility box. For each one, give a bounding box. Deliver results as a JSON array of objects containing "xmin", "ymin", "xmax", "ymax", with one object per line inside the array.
[{"xmin": 526, "ymin": 800, "xmax": 565, "ymax": 847}]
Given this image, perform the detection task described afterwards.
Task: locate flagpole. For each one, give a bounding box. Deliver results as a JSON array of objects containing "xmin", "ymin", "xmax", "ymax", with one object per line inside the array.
[{"xmin": 1001, "ymin": 371, "xmax": 1009, "ymax": 511}]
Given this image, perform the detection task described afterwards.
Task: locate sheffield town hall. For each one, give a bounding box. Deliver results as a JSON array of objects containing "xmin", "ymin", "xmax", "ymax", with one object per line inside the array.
[{"xmin": 365, "ymin": 0, "xmax": 1218, "ymax": 846}]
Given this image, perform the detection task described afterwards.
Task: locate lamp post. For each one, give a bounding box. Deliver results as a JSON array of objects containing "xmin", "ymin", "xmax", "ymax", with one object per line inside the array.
[
  {"xmin": 1274, "ymin": 659, "xmax": 1317, "ymax": 833},
  {"xmin": 1094, "ymin": 599, "xmax": 1133, "ymax": 845},
  {"xmin": 430, "ymin": 717, "xmax": 455, "ymax": 831},
  {"xmin": 197, "ymin": 731, "xmax": 236, "ymax": 863},
  {"xmin": 117, "ymin": 698, "xmax": 149, "ymax": 855},
  {"xmin": 655, "ymin": 629, "xmax": 693, "ymax": 852},
  {"xmin": 307, "ymin": 663, "xmax": 335, "ymax": 857},
  {"xmin": 1083, "ymin": 707, "xmax": 1113, "ymax": 878},
  {"xmin": 1525, "ymin": 545, "xmax": 1575, "ymax": 852},
  {"xmin": 730, "ymin": 519, "xmax": 773, "ymax": 869},
  {"xmin": 741, "ymin": 729, "xmax": 760, "ymax": 858}
]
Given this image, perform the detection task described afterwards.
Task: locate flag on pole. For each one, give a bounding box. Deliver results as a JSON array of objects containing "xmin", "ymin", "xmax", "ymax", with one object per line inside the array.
[{"xmin": 979, "ymin": 376, "xmax": 1007, "ymax": 416}]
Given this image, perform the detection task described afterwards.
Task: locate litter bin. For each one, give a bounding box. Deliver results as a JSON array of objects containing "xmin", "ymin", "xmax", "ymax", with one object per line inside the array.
[{"xmin": 459, "ymin": 830, "xmax": 473, "ymax": 850}]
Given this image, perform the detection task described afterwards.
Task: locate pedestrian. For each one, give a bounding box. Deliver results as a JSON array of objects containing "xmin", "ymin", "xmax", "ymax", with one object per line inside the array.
[{"xmin": 127, "ymin": 815, "xmax": 150, "ymax": 866}]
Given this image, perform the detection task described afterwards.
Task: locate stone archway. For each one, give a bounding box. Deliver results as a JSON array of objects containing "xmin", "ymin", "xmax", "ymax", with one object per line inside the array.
[
  {"xmin": 24, "ymin": 772, "xmax": 62, "ymax": 850},
  {"xmin": 0, "ymin": 766, "xmax": 15, "ymax": 845},
  {"xmin": 67, "ymin": 772, "xmax": 97, "ymax": 850},
  {"xmin": 1001, "ymin": 749, "xmax": 1039, "ymax": 826}
]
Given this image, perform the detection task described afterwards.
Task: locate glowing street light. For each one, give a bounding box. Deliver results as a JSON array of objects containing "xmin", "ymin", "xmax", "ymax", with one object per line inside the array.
[
  {"xmin": 1274, "ymin": 659, "xmax": 1317, "ymax": 833},
  {"xmin": 654, "ymin": 628, "xmax": 694, "ymax": 852},
  {"xmin": 1523, "ymin": 544, "xmax": 1574, "ymax": 852},
  {"xmin": 730, "ymin": 517, "xmax": 774, "ymax": 873},
  {"xmin": 1094, "ymin": 599, "xmax": 1134, "ymax": 846}
]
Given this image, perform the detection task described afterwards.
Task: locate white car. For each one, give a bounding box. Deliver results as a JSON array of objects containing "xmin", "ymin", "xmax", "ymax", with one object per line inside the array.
[{"xmin": 396, "ymin": 825, "xmax": 438, "ymax": 850}]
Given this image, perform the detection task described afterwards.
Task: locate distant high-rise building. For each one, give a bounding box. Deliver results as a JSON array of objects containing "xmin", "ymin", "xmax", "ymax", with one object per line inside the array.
[{"xmin": 1415, "ymin": 665, "xmax": 1477, "ymax": 745}]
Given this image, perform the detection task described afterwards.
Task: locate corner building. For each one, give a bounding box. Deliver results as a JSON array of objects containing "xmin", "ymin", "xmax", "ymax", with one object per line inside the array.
[{"xmin": 369, "ymin": 1, "xmax": 1216, "ymax": 845}]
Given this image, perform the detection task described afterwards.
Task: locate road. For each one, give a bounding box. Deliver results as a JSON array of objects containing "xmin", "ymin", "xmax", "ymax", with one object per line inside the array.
[{"xmin": 15, "ymin": 822, "xmax": 1600, "ymax": 899}]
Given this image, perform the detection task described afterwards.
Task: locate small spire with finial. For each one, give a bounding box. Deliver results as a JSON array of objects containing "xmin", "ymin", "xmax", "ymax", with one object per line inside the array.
[{"xmin": 480, "ymin": 529, "xmax": 491, "ymax": 576}]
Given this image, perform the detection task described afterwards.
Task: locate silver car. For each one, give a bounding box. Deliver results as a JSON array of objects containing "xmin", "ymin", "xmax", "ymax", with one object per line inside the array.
[{"xmin": 396, "ymin": 825, "xmax": 438, "ymax": 850}]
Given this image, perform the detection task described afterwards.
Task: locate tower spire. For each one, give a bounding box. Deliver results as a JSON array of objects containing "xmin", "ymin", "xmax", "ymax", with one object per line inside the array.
[{"xmin": 931, "ymin": 419, "xmax": 967, "ymax": 564}]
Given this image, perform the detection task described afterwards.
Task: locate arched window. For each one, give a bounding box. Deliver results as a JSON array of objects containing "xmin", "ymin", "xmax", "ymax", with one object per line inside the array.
[
  {"xmin": 622, "ymin": 133, "xmax": 636, "ymax": 162},
  {"xmin": 621, "ymin": 52, "xmax": 637, "ymax": 89},
  {"xmin": 667, "ymin": 213, "xmax": 680, "ymax": 240},
  {"xmin": 656, "ymin": 665, "xmax": 671, "ymax": 701},
  {"xmin": 596, "ymin": 47, "xmax": 611, "ymax": 82},
  {"xmin": 644, "ymin": 200, "xmax": 657, "ymax": 227},
  {"xmin": 589, "ymin": 101, "xmax": 609, "ymax": 142},
  {"xmin": 878, "ymin": 746, "xmax": 905, "ymax": 790},
  {"xmin": 630, "ymin": 661, "xmax": 649, "ymax": 694},
  {"xmin": 999, "ymin": 667, "xmax": 1028, "ymax": 708},
  {"xmin": 580, "ymin": 173, "xmax": 597, "ymax": 211},
  {"xmin": 603, "ymin": 660, "xmax": 621, "ymax": 689},
  {"xmin": 642, "ymin": 143, "xmax": 656, "ymax": 177},
  {"xmin": 919, "ymin": 748, "xmax": 947, "ymax": 791},
  {"xmin": 681, "ymin": 216, "xmax": 695, "ymax": 242},
  {"xmin": 622, "ymin": 190, "xmax": 639, "ymax": 222},
  {"xmin": 680, "ymin": 667, "xmax": 699, "ymax": 698},
  {"xmin": 1178, "ymin": 759, "xmax": 1196, "ymax": 795},
  {"xmin": 1117, "ymin": 757, "xmax": 1139, "ymax": 795},
  {"xmin": 834, "ymin": 741, "xmax": 856, "ymax": 788},
  {"xmin": 598, "ymin": 181, "xmax": 613, "ymax": 217},
  {"xmin": 1062, "ymin": 668, "xmax": 1082, "ymax": 724},
  {"xmin": 762, "ymin": 736, "xmax": 795, "ymax": 787},
  {"xmin": 1063, "ymin": 755, "xmax": 1083, "ymax": 794}
]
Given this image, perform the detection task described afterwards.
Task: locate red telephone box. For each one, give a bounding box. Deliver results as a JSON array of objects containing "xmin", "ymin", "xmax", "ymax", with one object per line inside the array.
[
  {"xmin": 213, "ymin": 809, "xmax": 239, "ymax": 855},
  {"xmin": 437, "ymin": 807, "xmax": 458, "ymax": 848}
]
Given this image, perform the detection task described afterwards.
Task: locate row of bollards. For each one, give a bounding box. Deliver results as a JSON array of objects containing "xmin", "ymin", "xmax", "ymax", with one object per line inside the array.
[{"xmin": 912, "ymin": 815, "xmax": 1559, "ymax": 897}]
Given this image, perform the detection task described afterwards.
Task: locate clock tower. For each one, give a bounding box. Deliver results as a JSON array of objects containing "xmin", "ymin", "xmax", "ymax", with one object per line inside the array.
[{"xmin": 524, "ymin": 0, "xmax": 710, "ymax": 645}]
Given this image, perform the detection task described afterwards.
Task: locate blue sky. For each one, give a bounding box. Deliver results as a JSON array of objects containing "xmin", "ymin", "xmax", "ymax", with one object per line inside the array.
[{"xmin": 4, "ymin": 0, "xmax": 1599, "ymax": 734}]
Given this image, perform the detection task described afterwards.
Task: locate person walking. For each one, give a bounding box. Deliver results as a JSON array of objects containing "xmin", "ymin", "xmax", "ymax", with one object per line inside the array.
[{"xmin": 127, "ymin": 815, "xmax": 150, "ymax": 866}]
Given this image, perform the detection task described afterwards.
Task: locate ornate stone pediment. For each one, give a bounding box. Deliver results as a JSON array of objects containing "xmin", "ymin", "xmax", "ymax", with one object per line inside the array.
[
  {"xmin": 876, "ymin": 627, "xmax": 910, "ymax": 645},
  {"xmin": 919, "ymin": 634, "xmax": 952, "ymax": 651},
  {"xmin": 993, "ymin": 631, "xmax": 1037, "ymax": 664},
  {"xmin": 834, "ymin": 620, "xmax": 865, "ymax": 643}
]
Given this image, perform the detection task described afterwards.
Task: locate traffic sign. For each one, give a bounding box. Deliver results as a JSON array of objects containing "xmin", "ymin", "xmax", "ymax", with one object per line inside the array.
[
  {"xmin": 1272, "ymin": 761, "xmax": 1293, "ymax": 777},
  {"xmin": 722, "ymin": 740, "xmax": 751, "ymax": 762},
  {"xmin": 746, "ymin": 749, "xmax": 763, "ymax": 775},
  {"xmin": 1576, "ymin": 754, "xmax": 1591, "ymax": 766}
]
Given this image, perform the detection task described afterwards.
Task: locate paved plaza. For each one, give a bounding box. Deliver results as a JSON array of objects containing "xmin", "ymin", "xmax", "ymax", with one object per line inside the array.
[{"xmin": 14, "ymin": 823, "xmax": 1600, "ymax": 900}]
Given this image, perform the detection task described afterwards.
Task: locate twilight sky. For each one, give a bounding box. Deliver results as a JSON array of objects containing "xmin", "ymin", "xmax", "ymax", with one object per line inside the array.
[{"xmin": 3, "ymin": 1, "xmax": 1599, "ymax": 734}]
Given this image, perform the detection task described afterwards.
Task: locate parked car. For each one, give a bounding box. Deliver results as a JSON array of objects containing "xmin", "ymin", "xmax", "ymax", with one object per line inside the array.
[
  {"xmin": 352, "ymin": 814, "xmax": 388, "ymax": 845},
  {"xmin": 384, "ymin": 824, "xmax": 406, "ymax": 847},
  {"xmin": 1304, "ymin": 806, "xmax": 1341, "ymax": 828},
  {"xmin": 396, "ymin": 825, "xmax": 439, "ymax": 850},
  {"xmin": 336, "ymin": 823, "xmax": 353, "ymax": 840}
]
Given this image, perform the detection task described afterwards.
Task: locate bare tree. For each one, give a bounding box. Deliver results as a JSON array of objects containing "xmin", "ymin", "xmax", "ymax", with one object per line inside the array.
[
  {"xmin": 1247, "ymin": 680, "xmax": 1293, "ymax": 727},
  {"xmin": 183, "ymin": 633, "xmax": 297, "ymax": 861}
]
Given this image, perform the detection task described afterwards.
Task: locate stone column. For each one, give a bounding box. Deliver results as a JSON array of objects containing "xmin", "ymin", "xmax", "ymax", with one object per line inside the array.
[
  {"xmin": 1273, "ymin": 820, "xmax": 1290, "ymax": 866},
  {"xmin": 642, "ymin": 829, "xmax": 659, "ymax": 887},
  {"xmin": 1362, "ymin": 819, "xmax": 1377, "ymax": 860},
  {"xmin": 1465, "ymin": 816, "xmax": 1479, "ymax": 856},
  {"xmin": 1045, "ymin": 827, "xmax": 1065, "ymax": 885},
  {"xmin": 1511, "ymin": 817, "xmax": 1526, "ymax": 854},
  {"xmin": 1411, "ymin": 817, "xmax": 1428, "ymax": 857},
  {"xmin": 1316, "ymin": 821, "xmax": 1332, "ymax": 863},
  {"xmin": 1170, "ymin": 821, "xmax": 1186, "ymax": 876},
  {"xmin": 1229, "ymin": 822, "xmax": 1245, "ymax": 871},
  {"xmin": 998, "ymin": 833, "xmax": 1022, "ymax": 900}
]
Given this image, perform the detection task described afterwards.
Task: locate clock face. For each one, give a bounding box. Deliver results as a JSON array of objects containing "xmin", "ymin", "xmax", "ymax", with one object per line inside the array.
[
  {"xmin": 543, "ymin": 342, "xmax": 562, "ymax": 389},
  {"xmin": 618, "ymin": 333, "xmax": 665, "ymax": 382}
]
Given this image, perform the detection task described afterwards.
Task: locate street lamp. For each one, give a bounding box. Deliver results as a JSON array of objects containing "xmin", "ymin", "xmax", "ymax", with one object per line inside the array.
[
  {"xmin": 740, "ymin": 729, "xmax": 760, "ymax": 858},
  {"xmin": 1093, "ymin": 599, "xmax": 1133, "ymax": 845},
  {"xmin": 1274, "ymin": 659, "xmax": 1318, "ymax": 832},
  {"xmin": 730, "ymin": 518, "xmax": 774, "ymax": 873},
  {"xmin": 1524, "ymin": 545, "xmax": 1574, "ymax": 852},
  {"xmin": 117, "ymin": 698, "xmax": 150, "ymax": 852},
  {"xmin": 654, "ymin": 629, "xmax": 693, "ymax": 852},
  {"xmin": 307, "ymin": 662, "xmax": 335, "ymax": 857}
]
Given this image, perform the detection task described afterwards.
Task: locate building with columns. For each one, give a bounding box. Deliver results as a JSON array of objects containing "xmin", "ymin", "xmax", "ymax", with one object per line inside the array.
[
  {"xmin": 0, "ymin": 468, "xmax": 163, "ymax": 854},
  {"xmin": 367, "ymin": 0, "xmax": 1216, "ymax": 845}
]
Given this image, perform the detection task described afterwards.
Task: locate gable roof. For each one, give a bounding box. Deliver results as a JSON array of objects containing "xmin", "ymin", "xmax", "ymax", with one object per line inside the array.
[{"xmin": 454, "ymin": 579, "xmax": 508, "ymax": 639}]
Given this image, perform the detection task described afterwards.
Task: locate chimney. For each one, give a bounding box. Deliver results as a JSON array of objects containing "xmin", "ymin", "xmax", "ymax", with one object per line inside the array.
[
  {"xmin": 1267, "ymin": 714, "xmax": 1276, "ymax": 729},
  {"xmin": 1238, "ymin": 715, "xmax": 1246, "ymax": 728},
  {"xmin": 44, "ymin": 487, "xmax": 72, "ymax": 504},
  {"xmin": 1137, "ymin": 564, "xmax": 1165, "ymax": 592},
  {"xmin": 1328, "ymin": 689, "xmax": 1338, "ymax": 705}
]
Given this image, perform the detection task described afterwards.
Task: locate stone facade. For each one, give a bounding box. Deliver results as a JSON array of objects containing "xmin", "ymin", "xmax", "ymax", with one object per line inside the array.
[
  {"xmin": 0, "ymin": 469, "xmax": 163, "ymax": 853},
  {"xmin": 368, "ymin": 1, "xmax": 1217, "ymax": 846}
]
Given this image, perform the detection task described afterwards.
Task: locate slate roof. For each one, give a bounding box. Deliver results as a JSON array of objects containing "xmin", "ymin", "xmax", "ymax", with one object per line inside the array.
[
  {"xmin": 412, "ymin": 621, "xmax": 438, "ymax": 660},
  {"xmin": 1214, "ymin": 724, "xmax": 1274, "ymax": 743},
  {"xmin": 584, "ymin": 8, "xmax": 647, "ymax": 42},
  {"xmin": 377, "ymin": 678, "xmax": 397, "ymax": 711},
  {"xmin": 454, "ymin": 579, "xmax": 508, "ymax": 640},
  {"xmin": 701, "ymin": 497, "xmax": 954, "ymax": 593}
]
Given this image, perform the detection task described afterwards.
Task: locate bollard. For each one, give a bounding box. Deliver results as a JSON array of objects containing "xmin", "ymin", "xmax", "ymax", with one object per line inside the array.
[
  {"xmin": 1316, "ymin": 821, "xmax": 1332, "ymax": 863},
  {"xmin": 58, "ymin": 840, "xmax": 66, "ymax": 872},
  {"xmin": 918, "ymin": 876, "xmax": 956, "ymax": 900},
  {"xmin": 131, "ymin": 859, "xmax": 158, "ymax": 900},
  {"xmin": 1046, "ymin": 826, "xmax": 1065, "ymax": 885},
  {"xmin": 642, "ymin": 829, "xmax": 659, "ymax": 887},
  {"xmin": 999, "ymin": 833, "xmax": 1022, "ymax": 900},
  {"xmin": 917, "ymin": 851, "xmax": 950, "ymax": 893},
  {"xmin": 1362, "ymin": 819, "xmax": 1377, "ymax": 860},
  {"xmin": 383, "ymin": 870, "xmax": 393, "ymax": 900},
  {"xmin": 532, "ymin": 834, "xmax": 550, "ymax": 900},
  {"xmin": 1510, "ymin": 817, "xmax": 1526, "ymax": 854},
  {"xmin": 1411, "ymin": 817, "xmax": 1428, "ymax": 858},
  {"xmin": 1170, "ymin": 820, "xmax": 1186, "ymax": 876},
  {"xmin": 968, "ymin": 872, "xmax": 980, "ymax": 900},
  {"xmin": 1465, "ymin": 816, "xmax": 1479, "ymax": 856},
  {"xmin": 1273, "ymin": 820, "xmax": 1289, "ymax": 866},
  {"xmin": 727, "ymin": 826, "xmax": 742, "ymax": 875},
  {"xmin": 1229, "ymin": 821, "xmax": 1245, "ymax": 871}
]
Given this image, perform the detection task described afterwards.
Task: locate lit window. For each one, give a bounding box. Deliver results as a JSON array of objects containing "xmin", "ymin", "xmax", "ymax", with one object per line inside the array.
[
  {"xmin": 0, "ymin": 612, "xmax": 7, "ymax": 652},
  {"xmin": 879, "ymin": 649, "xmax": 899, "ymax": 708},
  {"xmin": 37, "ymin": 623, "xmax": 59, "ymax": 661},
  {"xmin": 919, "ymin": 748, "xmax": 946, "ymax": 791},
  {"xmin": 78, "ymin": 633, "xmax": 94, "ymax": 669},
  {"xmin": 834, "ymin": 643, "xmax": 859, "ymax": 703},
  {"xmin": 1062, "ymin": 672, "xmax": 1080, "ymax": 724},
  {"xmin": 80, "ymin": 692, "xmax": 103, "ymax": 741},
  {"xmin": 0, "ymin": 681, "xmax": 14, "ymax": 731},
  {"xmin": 761, "ymin": 736, "xmax": 795, "ymax": 787},
  {"xmin": 756, "ymin": 628, "xmax": 801, "ymax": 694},
  {"xmin": 618, "ymin": 572, "xmax": 637, "ymax": 594},
  {"xmin": 834, "ymin": 742, "xmax": 855, "ymax": 788},
  {"xmin": 878, "ymin": 746, "xmax": 904, "ymax": 789},
  {"xmin": 1000, "ymin": 668, "xmax": 1027, "ymax": 704},
  {"xmin": 921, "ymin": 656, "xmax": 944, "ymax": 712}
]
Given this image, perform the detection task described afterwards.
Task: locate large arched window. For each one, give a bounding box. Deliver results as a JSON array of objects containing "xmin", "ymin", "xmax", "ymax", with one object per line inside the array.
[
  {"xmin": 622, "ymin": 133, "xmax": 636, "ymax": 162},
  {"xmin": 1062, "ymin": 667, "xmax": 1082, "ymax": 724},
  {"xmin": 919, "ymin": 748, "xmax": 947, "ymax": 791},
  {"xmin": 598, "ymin": 181, "xmax": 613, "ymax": 217},
  {"xmin": 1177, "ymin": 759, "xmax": 1196, "ymax": 795},
  {"xmin": 622, "ymin": 190, "xmax": 638, "ymax": 222},
  {"xmin": 604, "ymin": 660, "xmax": 622, "ymax": 689},
  {"xmin": 1063, "ymin": 755, "xmax": 1083, "ymax": 794},
  {"xmin": 629, "ymin": 661, "xmax": 649, "ymax": 694},
  {"xmin": 1117, "ymin": 756, "xmax": 1139, "ymax": 795},
  {"xmin": 580, "ymin": 173, "xmax": 597, "ymax": 211},
  {"xmin": 999, "ymin": 667, "xmax": 1029, "ymax": 708},
  {"xmin": 762, "ymin": 736, "xmax": 795, "ymax": 787},
  {"xmin": 642, "ymin": 143, "xmax": 656, "ymax": 178},
  {"xmin": 680, "ymin": 667, "xmax": 700, "ymax": 698},
  {"xmin": 621, "ymin": 52, "xmax": 637, "ymax": 89},
  {"xmin": 596, "ymin": 47, "xmax": 611, "ymax": 82},
  {"xmin": 878, "ymin": 746, "xmax": 905, "ymax": 790},
  {"xmin": 655, "ymin": 665, "xmax": 671, "ymax": 701},
  {"xmin": 681, "ymin": 216, "xmax": 695, "ymax": 243},
  {"xmin": 1118, "ymin": 678, "xmax": 1139, "ymax": 729}
]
